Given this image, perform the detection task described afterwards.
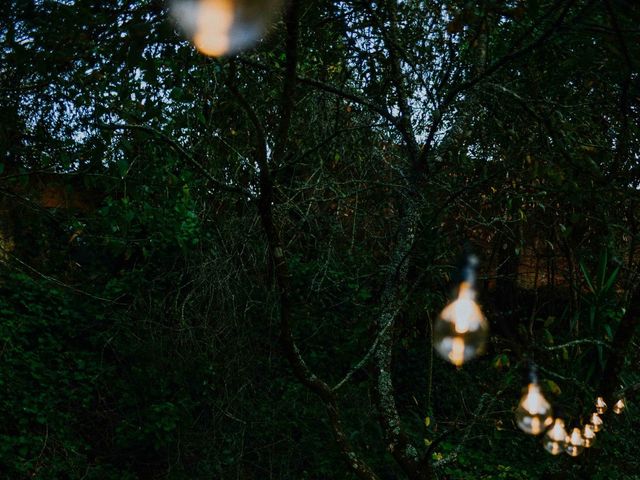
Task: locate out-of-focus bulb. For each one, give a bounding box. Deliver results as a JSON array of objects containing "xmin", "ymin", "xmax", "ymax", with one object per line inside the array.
[
  {"xmin": 433, "ymin": 282, "xmax": 488, "ymax": 366},
  {"xmin": 171, "ymin": 0, "xmax": 283, "ymax": 57},
  {"xmin": 582, "ymin": 424, "xmax": 596, "ymax": 448},
  {"xmin": 565, "ymin": 427, "xmax": 585, "ymax": 457},
  {"xmin": 589, "ymin": 412, "xmax": 603, "ymax": 432},
  {"xmin": 595, "ymin": 396, "xmax": 607, "ymax": 414},
  {"xmin": 613, "ymin": 398, "xmax": 625, "ymax": 414},
  {"xmin": 515, "ymin": 383, "xmax": 553, "ymax": 435},
  {"xmin": 543, "ymin": 418, "xmax": 568, "ymax": 455}
]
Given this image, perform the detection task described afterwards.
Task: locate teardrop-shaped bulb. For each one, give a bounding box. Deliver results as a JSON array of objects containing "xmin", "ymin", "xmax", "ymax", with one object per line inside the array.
[
  {"xmin": 543, "ymin": 418, "xmax": 568, "ymax": 455},
  {"xmin": 613, "ymin": 398, "xmax": 625, "ymax": 414},
  {"xmin": 433, "ymin": 282, "xmax": 488, "ymax": 366},
  {"xmin": 515, "ymin": 383, "xmax": 553, "ymax": 435},
  {"xmin": 582, "ymin": 423, "xmax": 596, "ymax": 448},
  {"xmin": 595, "ymin": 396, "xmax": 607, "ymax": 414},
  {"xmin": 171, "ymin": 0, "xmax": 283, "ymax": 57},
  {"xmin": 565, "ymin": 427, "xmax": 585, "ymax": 456},
  {"xmin": 589, "ymin": 412, "xmax": 603, "ymax": 432}
]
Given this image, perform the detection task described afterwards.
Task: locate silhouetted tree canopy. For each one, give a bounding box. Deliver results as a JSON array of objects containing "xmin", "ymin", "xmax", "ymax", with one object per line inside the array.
[{"xmin": 1, "ymin": 0, "xmax": 639, "ymax": 478}]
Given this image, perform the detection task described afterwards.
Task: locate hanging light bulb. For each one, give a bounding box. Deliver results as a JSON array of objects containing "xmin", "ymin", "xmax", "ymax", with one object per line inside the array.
[
  {"xmin": 595, "ymin": 396, "xmax": 607, "ymax": 414},
  {"xmin": 613, "ymin": 398, "xmax": 626, "ymax": 414},
  {"xmin": 565, "ymin": 427, "xmax": 585, "ymax": 457},
  {"xmin": 433, "ymin": 255, "xmax": 488, "ymax": 366},
  {"xmin": 589, "ymin": 412, "xmax": 603, "ymax": 432},
  {"xmin": 171, "ymin": 0, "xmax": 283, "ymax": 57},
  {"xmin": 515, "ymin": 382, "xmax": 553, "ymax": 435},
  {"xmin": 543, "ymin": 418, "xmax": 568, "ymax": 455},
  {"xmin": 582, "ymin": 423, "xmax": 596, "ymax": 448}
]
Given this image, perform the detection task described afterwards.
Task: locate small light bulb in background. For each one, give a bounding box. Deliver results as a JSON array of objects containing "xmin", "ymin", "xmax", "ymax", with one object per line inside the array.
[
  {"xmin": 590, "ymin": 412, "xmax": 603, "ymax": 432},
  {"xmin": 565, "ymin": 427, "xmax": 585, "ymax": 457},
  {"xmin": 543, "ymin": 418, "xmax": 568, "ymax": 455},
  {"xmin": 613, "ymin": 398, "xmax": 625, "ymax": 414},
  {"xmin": 433, "ymin": 255, "xmax": 488, "ymax": 366},
  {"xmin": 582, "ymin": 423, "xmax": 596, "ymax": 448},
  {"xmin": 171, "ymin": 0, "xmax": 283, "ymax": 57},
  {"xmin": 595, "ymin": 396, "xmax": 607, "ymax": 414},
  {"xmin": 515, "ymin": 382, "xmax": 553, "ymax": 435}
]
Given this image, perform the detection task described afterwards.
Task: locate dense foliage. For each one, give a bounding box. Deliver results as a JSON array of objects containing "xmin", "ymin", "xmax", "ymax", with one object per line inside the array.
[{"xmin": 1, "ymin": 0, "xmax": 639, "ymax": 478}]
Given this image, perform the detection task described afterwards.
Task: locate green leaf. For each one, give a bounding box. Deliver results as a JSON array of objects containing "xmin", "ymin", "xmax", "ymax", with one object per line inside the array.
[
  {"xmin": 603, "ymin": 266, "xmax": 620, "ymax": 294},
  {"xmin": 580, "ymin": 261, "xmax": 595, "ymax": 293},
  {"xmin": 597, "ymin": 250, "xmax": 608, "ymax": 290},
  {"xmin": 543, "ymin": 379, "xmax": 561, "ymax": 396},
  {"xmin": 117, "ymin": 158, "xmax": 130, "ymax": 177},
  {"xmin": 604, "ymin": 324, "xmax": 613, "ymax": 340}
]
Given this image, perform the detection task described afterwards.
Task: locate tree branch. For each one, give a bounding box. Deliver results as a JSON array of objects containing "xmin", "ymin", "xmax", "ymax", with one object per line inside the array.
[
  {"xmin": 272, "ymin": 0, "xmax": 300, "ymax": 165},
  {"xmin": 417, "ymin": 0, "xmax": 580, "ymax": 166},
  {"xmin": 539, "ymin": 338, "xmax": 611, "ymax": 351},
  {"xmin": 598, "ymin": 290, "xmax": 640, "ymax": 403},
  {"xmin": 237, "ymin": 57, "xmax": 399, "ymax": 127},
  {"xmin": 97, "ymin": 122, "xmax": 250, "ymax": 196},
  {"xmin": 231, "ymin": 4, "xmax": 380, "ymax": 478}
]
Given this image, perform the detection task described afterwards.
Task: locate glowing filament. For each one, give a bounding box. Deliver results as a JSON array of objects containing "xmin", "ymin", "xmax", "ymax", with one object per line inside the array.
[
  {"xmin": 590, "ymin": 412, "xmax": 603, "ymax": 432},
  {"xmin": 545, "ymin": 441, "xmax": 563, "ymax": 455},
  {"xmin": 522, "ymin": 384, "xmax": 550, "ymax": 414},
  {"xmin": 448, "ymin": 337, "xmax": 465, "ymax": 366},
  {"xmin": 172, "ymin": 0, "xmax": 282, "ymax": 57},
  {"xmin": 582, "ymin": 424, "xmax": 596, "ymax": 448},
  {"xmin": 595, "ymin": 396, "xmax": 607, "ymax": 414},
  {"xmin": 565, "ymin": 427, "xmax": 585, "ymax": 457},
  {"xmin": 613, "ymin": 398, "xmax": 625, "ymax": 414},
  {"xmin": 515, "ymin": 383, "xmax": 553, "ymax": 435},
  {"xmin": 192, "ymin": 0, "xmax": 235, "ymax": 57},
  {"xmin": 544, "ymin": 418, "xmax": 568, "ymax": 455},
  {"xmin": 433, "ymin": 282, "xmax": 488, "ymax": 366}
]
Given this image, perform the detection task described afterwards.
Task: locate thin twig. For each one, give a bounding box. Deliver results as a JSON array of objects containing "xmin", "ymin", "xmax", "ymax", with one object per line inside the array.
[
  {"xmin": 540, "ymin": 338, "xmax": 611, "ymax": 351},
  {"xmin": 98, "ymin": 122, "xmax": 250, "ymax": 196}
]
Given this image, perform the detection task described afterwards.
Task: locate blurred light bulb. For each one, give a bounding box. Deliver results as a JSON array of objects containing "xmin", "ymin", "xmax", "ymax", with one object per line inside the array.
[
  {"xmin": 171, "ymin": 0, "xmax": 283, "ymax": 57},
  {"xmin": 582, "ymin": 424, "xmax": 596, "ymax": 448},
  {"xmin": 613, "ymin": 398, "xmax": 625, "ymax": 414},
  {"xmin": 565, "ymin": 427, "xmax": 585, "ymax": 457},
  {"xmin": 543, "ymin": 418, "xmax": 568, "ymax": 455},
  {"xmin": 589, "ymin": 412, "xmax": 603, "ymax": 432},
  {"xmin": 433, "ymin": 281, "xmax": 488, "ymax": 366},
  {"xmin": 595, "ymin": 396, "xmax": 607, "ymax": 414},
  {"xmin": 515, "ymin": 383, "xmax": 553, "ymax": 435}
]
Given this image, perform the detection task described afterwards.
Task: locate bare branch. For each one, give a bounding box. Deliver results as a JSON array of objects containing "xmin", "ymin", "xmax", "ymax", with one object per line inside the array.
[
  {"xmin": 0, "ymin": 244, "xmax": 124, "ymax": 305},
  {"xmin": 418, "ymin": 0, "xmax": 580, "ymax": 165},
  {"xmin": 97, "ymin": 122, "xmax": 250, "ymax": 196},
  {"xmin": 540, "ymin": 338, "xmax": 611, "ymax": 351},
  {"xmin": 232, "ymin": 3, "xmax": 380, "ymax": 478},
  {"xmin": 237, "ymin": 57, "xmax": 399, "ymax": 127}
]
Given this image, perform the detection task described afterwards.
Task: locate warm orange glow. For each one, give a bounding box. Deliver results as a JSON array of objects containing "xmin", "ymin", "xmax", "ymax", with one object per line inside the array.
[
  {"xmin": 440, "ymin": 282, "xmax": 486, "ymax": 334},
  {"xmin": 522, "ymin": 384, "xmax": 550, "ymax": 414},
  {"xmin": 448, "ymin": 337, "xmax": 465, "ymax": 366},
  {"xmin": 590, "ymin": 412, "xmax": 603, "ymax": 432},
  {"xmin": 530, "ymin": 416, "xmax": 541, "ymax": 434},
  {"xmin": 595, "ymin": 396, "xmax": 607, "ymax": 414},
  {"xmin": 565, "ymin": 427, "xmax": 585, "ymax": 457},
  {"xmin": 515, "ymin": 383, "xmax": 553, "ymax": 435},
  {"xmin": 172, "ymin": 0, "xmax": 283, "ymax": 56},
  {"xmin": 544, "ymin": 418, "xmax": 568, "ymax": 455},
  {"xmin": 193, "ymin": 0, "xmax": 235, "ymax": 57},
  {"xmin": 613, "ymin": 398, "xmax": 625, "ymax": 414},
  {"xmin": 433, "ymin": 281, "xmax": 488, "ymax": 366},
  {"xmin": 545, "ymin": 441, "xmax": 563, "ymax": 455},
  {"xmin": 546, "ymin": 418, "xmax": 568, "ymax": 441},
  {"xmin": 582, "ymin": 424, "xmax": 596, "ymax": 448}
]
